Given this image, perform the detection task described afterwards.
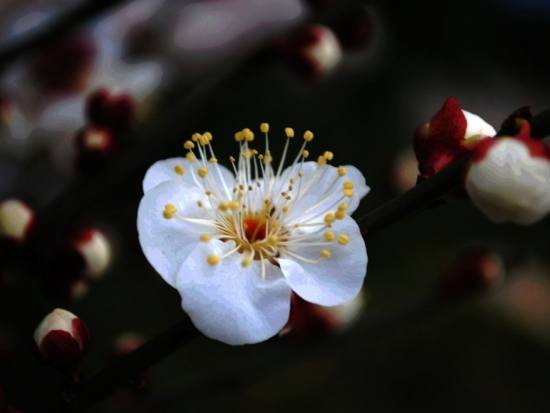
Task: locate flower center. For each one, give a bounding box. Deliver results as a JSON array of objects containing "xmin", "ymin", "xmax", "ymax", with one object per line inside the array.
[
  {"xmin": 161, "ymin": 123, "xmax": 356, "ymax": 278},
  {"xmin": 243, "ymin": 217, "xmax": 267, "ymax": 243}
]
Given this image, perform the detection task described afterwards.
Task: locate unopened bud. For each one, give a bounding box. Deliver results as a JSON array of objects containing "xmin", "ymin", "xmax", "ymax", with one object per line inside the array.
[
  {"xmin": 465, "ymin": 129, "xmax": 550, "ymax": 225},
  {"xmin": 414, "ymin": 97, "xmax": 496, "ymax": 180},
  {"xmin": 73, "ymin": 228, "xmax": 112, "ymax": 280},
  {"xmin": 34, "ymin": 309, "xmax": 89, "ymax": 369},
  {"xmin": 279, "ymin": 24, "xmax": 343, "ymax": 78}
]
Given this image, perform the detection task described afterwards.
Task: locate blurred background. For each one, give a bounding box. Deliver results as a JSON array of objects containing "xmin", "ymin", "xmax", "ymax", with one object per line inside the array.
[{"xmin": 1, "ymin": 0, "xmax": 550, "ymax": 412}]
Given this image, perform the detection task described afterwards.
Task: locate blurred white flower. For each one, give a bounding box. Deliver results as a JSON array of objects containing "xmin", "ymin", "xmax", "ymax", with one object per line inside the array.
[
  {"xmin": 0, "ymin": 198, "xmax": 34, "ymax": 243},
  {"xmin": 0, "ymin": 5, "xmax": 164, "ymax": 155},
  {"xmin": 138, "ymin": 124, "xmax": 369, "ymax": 345},
  {"xmin": 465, "ymin": 129, "xmax": 550, "ymax": 225}
]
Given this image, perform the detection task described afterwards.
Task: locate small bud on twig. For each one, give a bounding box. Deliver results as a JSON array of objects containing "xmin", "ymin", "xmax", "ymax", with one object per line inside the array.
[{"xmin": 34, "ymin": 309, "xmax": 89, "ymax": 372}]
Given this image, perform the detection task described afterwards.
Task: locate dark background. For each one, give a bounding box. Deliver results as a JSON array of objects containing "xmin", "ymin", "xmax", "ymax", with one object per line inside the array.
[{"xmin": 2, "ymin": 0, "xmax": 550, "ymax": 411}]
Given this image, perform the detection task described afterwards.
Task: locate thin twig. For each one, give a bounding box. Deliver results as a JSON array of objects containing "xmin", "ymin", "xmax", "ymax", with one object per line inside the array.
[{"xmin": 0, "ymin": 0, "xmax": 131, "ymax": 69}]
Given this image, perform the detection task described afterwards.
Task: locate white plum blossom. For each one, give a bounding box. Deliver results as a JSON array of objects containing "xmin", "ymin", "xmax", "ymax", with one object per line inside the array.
[
  {"xmin": 138, "ymin": 124, "xmax": 369, "ymax": 345},
  {"xmin": 465, "ymin": 135, "xmax": 550, "ymax": 225}
]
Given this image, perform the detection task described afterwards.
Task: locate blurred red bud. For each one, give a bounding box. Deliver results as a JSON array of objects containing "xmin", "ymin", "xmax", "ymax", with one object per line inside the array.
[
  {"xmin": 31, "ymin": 34, "xmax": 96, "ymax": 96},
  {"xmin": 282, "ymin": 292, "xmax": 365, "ymax": 337},
  {"xmin": 86, "ymin": 88, "xmax": 136, "ymax": 131},
  {"xmin": 391, "ymin": 148, "xmax": 419, "ymax": 193},
  {"xmin": 333, "ymin": 6, "xmax": 374, "ymax": 50},
  {"xmin": 441, "ymin": 247, "xmax": 504, "ymax": 298},
  {"xmin": 72, "ymin": 228, "xmax": 112, "ymax": 280},
  {"xmin": 113, "ymin": 332, "xmax": 145, "ymax": 358},
  {"xmin": 34, "ymin": 309, "xmax": 89, "ymax": 371},
  {"xmin": 278, "ymin": 24, "xmax": 343, "ymax": 79}
]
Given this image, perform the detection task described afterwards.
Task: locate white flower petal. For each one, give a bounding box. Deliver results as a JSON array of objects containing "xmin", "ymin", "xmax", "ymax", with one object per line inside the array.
[
  {"xmin": 463, "ymin": 110, "xmax": 496, "ymax": 139},
  {"xmin": 142, "ymin": 157, "xmax": 235, "ymax": 193},
  {"xmin": 176, "ymin": 240, "xmax": 291, "ymax": 345},
  {"xmin": 137, "ymin": 180, "xmax": 210, "ymax": 287},
  {"xmin": 278, "ymin": 216, "xmax": 367, "ymax": 306}
]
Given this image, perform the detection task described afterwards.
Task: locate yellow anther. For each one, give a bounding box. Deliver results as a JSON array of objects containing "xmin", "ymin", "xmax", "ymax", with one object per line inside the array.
[
  {"xmin": 198, "ymin": 167, "xmax": 208, "ymax": 178},
  {"xmin": 229, "ymin": 200, "xmax": 240, "ymax": 210},
  {"xmin": 174, "ymin": 164, "xmax": 185, "ymax": 175},
  {"xmin": 260, "ymin": 122, "xmax": 270, "ymax": 133},
  {"xmin": 200, "ymin": 233, "xmax": 211, "ymax": 242},
  {"xmin": 285, "ymin": 127, "xmax": 295, "ymax": 138},
  {"xmin": 343, "ymin": 188, "xmax": 354, "ymax": 198},
  {"xmin": 208, "ymin": 157, "xmax": 218, "ymax": 163},
  {"xmin": 323, "ymin": 151, "xmax": 334, "ymax": 161},
  {"xmin": 205, "ymin": 191, "xmax": 212, "ymax": 196},
  {"xmin": 338, "ymin": 203, "xmax": 348, "ymax": 211},
  {"xmin": 324, "ymin": 213, "xmax": 336, "ymax": 225},
  {"xmin": 219, "ymin": 202, "xmax": 229, "ymax": 212},
  {"xmin": 163, "ymin": 203, "xmax": 177, "ymax": 220},
  {"xmin": 338, "ymin": 234, "xmax": 350, "ymax": 245},
  {"xmin": 183, "ymin": 140, "xmax": 195, "ymax": 150},
  {"xmin": 186, "ymin": 151, "xmax": 196, "ymax": 162},
  {"xmin": 343, "ymin": 180, "xmax": 354, "ymax": 190},
  {"xmin": 335, "ymin": 210, "xmax": 346, "ymax": 220},
  {"xmin": 303, "ymin": 130, "xmax": 314, "ymax": 142},
  {"xmin": 191, "ymin": 133, "xmax": 201, "ymax": 142},
  {"xmin": 242, "ymin": 128, "xmax": 255, "ymax": 142},
  {"xmin": 197, "ymin": 201, "xmax": 203, "ymax": 208},
  {"xmin": 282, "ymin": 206, "xmax": 289, "ymax": 213},
  {"xmin": 203, "ymin": 131, "xmax": 213, "ymax": 141},
  {"xmin": 317, "ymin": 155, "xmax": 327, "ymax": 166},
  {"xmin": 338, "ymin": 166, "xmax": 347, "ymax": 177},
  {"xmin": 207, "ymin": 254, "xmax": 220, "ymax": 266},
  {"xmin": 320, "ymin": 249, "xmax": 332, "ymax": 259},
  {"xmin": 324, "ymin": 230, "xmax": 335, "ymax": 242},
  {"xmin": 198, "ymin": 134, "xmax": 209, "ymax": 146},
  {"xmin": 234, "ymin": 131, "xmax": 244, "ymax": 142},
  {"xmin": 229, "ymin": 156, "xmax": 236, "ymax": 163},
  {"xmin": 302, "ymin": 149, "xmax": 310, "ymax": 158}
]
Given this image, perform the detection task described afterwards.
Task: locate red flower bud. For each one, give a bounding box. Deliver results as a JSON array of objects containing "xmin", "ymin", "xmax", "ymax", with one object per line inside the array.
[
  {"xmin": 278, "ymin": 24, "xmax": 343, "ymax": 78},
  {"xmin": 31, "ymin": 34, "xmax": 96, "ymax": 96},
  {"xmin": 34, "ymin": 309, "xmax": 89, "ymax": 369},
  {"xmin": 282, "ymin": 292, "xmax": 365, "ymax": 337},
  {"xmin": 72, "ymin": 228, "xmax": 112, "ymax": 280},
  {"xmin": 86, "ymin": 88, "xmax": 136, "ymax": 131},
  {"xmin": 414, "ymin": 97, "xmax": 496, "ymax": 180},
  {"xmin": 441, "ymin": 247, "xmax": 504, "ymax": 298}
]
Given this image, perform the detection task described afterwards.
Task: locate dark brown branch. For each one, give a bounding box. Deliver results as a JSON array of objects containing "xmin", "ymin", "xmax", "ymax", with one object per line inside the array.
[
  {"xmin": 0, "ymin": 0, "xmax": 131, "ymax": 68},
  {"xmin": 64, "ymin": 320, "xmax": 197, "ymax": 412}
]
